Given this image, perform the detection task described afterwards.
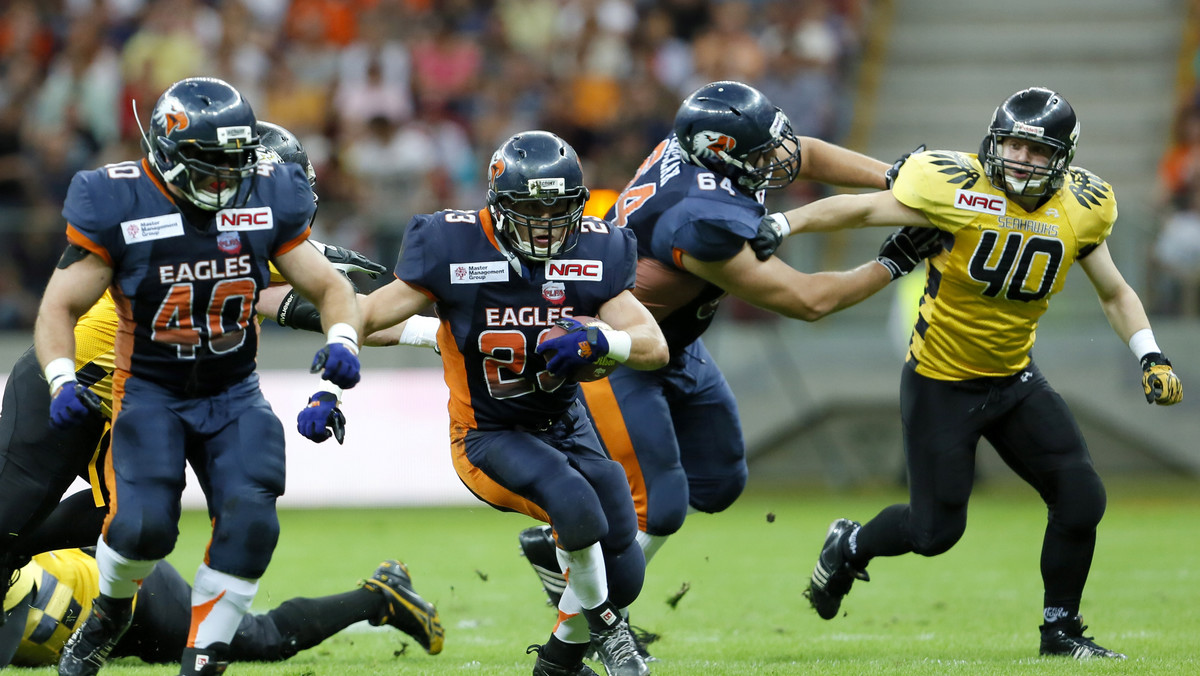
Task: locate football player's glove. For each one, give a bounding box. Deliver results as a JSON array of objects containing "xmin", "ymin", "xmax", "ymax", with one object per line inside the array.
[
  {"xmin": 876, "ymin": 226, "xmax": 942, "ymax": 280},
  {"xmin": 297, "ymin": 391, "xmax": 345, "ymax": 444},
  {"xmin": 535, "ymin": 318, "xmax": 609, "ymax": 377},
  {"xmin": 311, "ymin": 342, "xmax": 361, "ymax": 389},
  {"xmin": 1140, "ymin": 352, "xmax": 1182, "ymax": 405},
  {"xmin": 884, "ymin": 144, "xmax": 925, "ymax": 189},
  {"xmin": 749, "ymin": 213, "xmax": 791, "ymax": 261},
  {"xmin": 49, "ymin": 382, "xmax": 103, "ymax": 429},
  {"xmin": 318, "ymin": 242, "xmax": 388, "ymax": 278}
]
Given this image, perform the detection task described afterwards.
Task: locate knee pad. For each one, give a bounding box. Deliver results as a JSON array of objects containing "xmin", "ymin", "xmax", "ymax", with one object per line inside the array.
[
  {"xmin": 603, "ymin": 539, "xmax": 646, "ymax": 609},
  {"xmin": 910, "ymin": 508, "xmax": 967, "ymax": 557},
  {"xmin": 643, "ymin": 468, "xmax": 688, "ymax": 537},
  {"xmin": 1049, "ymin": 468, "xmax": 1106, "ymax": 534},
  {"xmin": 542, "ymin": 474, "xmax": 609, "ymax": 552},
  {"xmin": 685, "ymin": 466, "xmax": 747, "ymax": 516}
]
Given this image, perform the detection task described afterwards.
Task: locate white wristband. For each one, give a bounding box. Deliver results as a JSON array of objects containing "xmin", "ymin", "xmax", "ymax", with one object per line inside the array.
[
  {"xmin": 766, "ymin": 212, "xmax": 791, "ymax": 238},
  {"xmin": 600, "ymin": 329, "xmax": 633, "ymax": 363},
  {"xmin": 44, "ymin": 357, "xmax": 77, "ymax": 395},
  {"xmin": 326, "ymin": 322, "xmax": 360, "ymax": 355},
  {"xmin": 314, "ymin": 384, "xmax": 343, "ymax": 403},
  {"xmin": 398, "ymin": 315, "xmax": 441, "ymax": 349},
  {"xmin": 1127, "ymin": 328, "xmax": 1161, "ymax": 360}
]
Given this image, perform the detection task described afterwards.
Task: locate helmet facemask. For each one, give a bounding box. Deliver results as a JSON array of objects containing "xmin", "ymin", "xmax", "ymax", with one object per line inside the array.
[
  {"xmin": 982, "ymin": 131, "xmax": 1074, "ymax": 198},
  {"xmin": 490, "ymin": 177, "xmax": 588, "ymax": 261},
  {"xmin": 158, "ymin": 138, "xmax": 260, "ymax": 211}
]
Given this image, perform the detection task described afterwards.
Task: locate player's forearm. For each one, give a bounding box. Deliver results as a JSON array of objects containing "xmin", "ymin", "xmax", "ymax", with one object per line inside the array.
[
  {"xmin": 780, "ymin": 194, "xmax": 876, "ymax": 235},
  {"xmin": 1098, "ymin": 284, "xmax": 1152, "ymax": 344},
  {"xmin": 316, "ymin": 282, "xmax": 363, "ymax": 338},
  {"xmin": 34, "ymin": 308, "xmax": 78, "ymax": 370},
  {"xmin": 797, "ymin": 137, "xmax": 889, "ymax": 189},
  {"xmin": 759, "ymin": 261, "xmax": 892, "ymax": 321},
  {"xmin": 616, "ymin": 322, "xmax": 669, "ymax": 371}
]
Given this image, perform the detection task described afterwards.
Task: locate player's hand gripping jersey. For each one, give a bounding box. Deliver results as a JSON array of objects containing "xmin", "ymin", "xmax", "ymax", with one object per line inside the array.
[
  {"xmin": 608, "ymin": 134, "xmax": 767, "ymax": 354},
  {"xmin": 891, "ymin": 150, "xmax": 1116, "ymax": 380},
  {"xmin": 396, "ymin": 209, "xmax": 637, "ymax": 430},
  {"xmin": 62, "ymin": 158, "xmax": 315, "ymax": 396}
]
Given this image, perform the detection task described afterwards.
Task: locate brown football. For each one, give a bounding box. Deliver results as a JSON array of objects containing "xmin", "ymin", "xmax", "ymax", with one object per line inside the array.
[{"xmin": 538, "ymin": 316, "xmax": 622, "ymax": 383}]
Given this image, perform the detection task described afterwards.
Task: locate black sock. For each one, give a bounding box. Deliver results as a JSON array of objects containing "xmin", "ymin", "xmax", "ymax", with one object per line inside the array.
[
  {"xmin": 582, "ymin": 600, "xmax": 623, "ymax": 634},
  {"xmin": 541, "ymin": 635, "xmax": 588, "ymax": 666},
  {"xmin": 267, "ymin": 588, "xmax": 379, "ymax": 652}
]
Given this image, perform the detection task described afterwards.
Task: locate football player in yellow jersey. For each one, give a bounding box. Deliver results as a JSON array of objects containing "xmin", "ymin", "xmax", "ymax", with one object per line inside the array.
[
  {"xmin": 0, "ymin": 548, "xmax": 443, "ymax": 668},
  {"xmin": 773, "ymin": 87, "xmax": 1183, "ymax": 659}
]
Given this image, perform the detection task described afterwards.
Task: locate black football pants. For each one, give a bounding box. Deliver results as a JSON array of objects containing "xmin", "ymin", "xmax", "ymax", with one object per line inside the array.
[{"xmin": 852, "ymin": 361, "xmax": 1107, "ymax": 615}]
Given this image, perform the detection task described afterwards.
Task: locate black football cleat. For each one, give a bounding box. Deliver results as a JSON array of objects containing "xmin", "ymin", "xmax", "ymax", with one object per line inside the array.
[
  {"xmin": 627, "ymin": 623, "xmax": 660, "ymax": 663},
  {"xmin": 590, "ymin": 619, "xmax": 650, "ymax": 676},
  {"xmin": 178, "ymin": 642, "xmax": 229, "ymax": 675},
  {"xmin": 362, "ymin": 559, "xmax": 444, "ymax": 654},
  {"xmin": 519, "ymin": 525, "xmax": 567, "ymax": 607},
  {"xmin": 1040, "ymin": 615, "xmax": 1126, "ymax": 659},
  {"xmin": 58, "ymin": 595, "xmax": 134, "ymax": 676},
  {"xmin": 806, "ymin": 518, "xmax": 869, "ymax": 620},
  {"xmin": 527, "ymin": 644, "xmax": 600, "ymax": 676}
]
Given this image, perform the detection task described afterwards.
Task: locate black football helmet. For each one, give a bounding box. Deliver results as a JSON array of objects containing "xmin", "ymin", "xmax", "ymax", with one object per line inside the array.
[
  {"xmin": 144, "ymin": 77, "xmax": 260, "ymax": 211},
  {"xmin": 673, "ymin": 81, "xmax": 800, "ymax": 192},
  {"xmin": 256, "ymin": 120, "xmax": 317, "ymax": 204},
  {"xmin": 979, "ymin": 86, "xmax": 1079, "ymax": 198},
  {"xmin": 486, "ymin": 131, "xmax": 590, "ymax": 261}
]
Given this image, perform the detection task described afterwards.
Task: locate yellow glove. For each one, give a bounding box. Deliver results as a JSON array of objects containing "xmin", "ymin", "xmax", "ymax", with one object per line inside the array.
[{"xmin": 1141, "ymin": 353, "xmax": 1183, "ymax": 405}]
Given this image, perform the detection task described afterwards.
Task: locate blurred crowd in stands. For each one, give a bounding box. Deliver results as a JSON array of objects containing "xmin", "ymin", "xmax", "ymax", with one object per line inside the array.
[
  {"xmin": 1151, "ymin": 0, "xmax": 1200, "ymax": 317},
  {"xmin": 0, "ymin": 0, "xmax": 871, "ymax": 330}
]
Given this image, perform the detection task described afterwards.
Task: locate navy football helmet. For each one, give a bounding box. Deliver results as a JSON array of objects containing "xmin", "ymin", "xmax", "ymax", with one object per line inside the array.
[
  {"xmin": 144, "ymin": 77, "xmax": 260, "ymax": 211},
  {"xmin": 486, "ymin": 131, "xmax": 590, "ymax": 261},
  {"xmin": 979, "ymin": 86, "xmax": 1079, "ymax": 198},
  {"xmin": 674, "ymin": 81, "xmax": 801, "ymax": 192}
]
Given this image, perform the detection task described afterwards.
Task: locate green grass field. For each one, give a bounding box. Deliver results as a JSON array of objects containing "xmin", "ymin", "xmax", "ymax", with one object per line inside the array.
[{"xmin": 34, "ymin": 476, "xmax": 1199, "ymax": 675}]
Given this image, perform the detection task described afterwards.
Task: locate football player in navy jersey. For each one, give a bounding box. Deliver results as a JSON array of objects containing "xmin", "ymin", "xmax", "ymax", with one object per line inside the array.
[
  {"xmin": 33, "ymin": 78, "xmax": 363, "ymax": 676},
  {"xmin": 783, "ymin": 87, "xmax": 1182, "ymax": 659},
  {"xmin": 513, "ymin": 81, "xmax": 941, "ymax": 657},
  {"xmin": 361, "ymin": 131, "xmax": 668, "ymax": 676}
]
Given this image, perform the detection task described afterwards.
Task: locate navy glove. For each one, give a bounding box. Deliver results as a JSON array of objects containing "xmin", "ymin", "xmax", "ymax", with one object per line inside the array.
[
  {"xmin": 885, "ymin": 144, "xmax": 925, "ymax": 189},
  {"xmin": 311, "ymin": 343, "xmax": 361, "ymax": 388},
  {"xmin": 876, "ymin": 226, "xmax": 943, "ymax": 280},
  {"xmin": 297, "ymin": 391, "xmax": 346, "ymax": 444},
  {"xmin": 320, "ymin": 243, "xmax": 387, "ymax": 278},
  {"xmin": 49, "ymin": 382, "xmax": 103, "ymax": 430},
  {"xmin": 535, "ymin": 318, "xmax": 610, "ymax": 377}
]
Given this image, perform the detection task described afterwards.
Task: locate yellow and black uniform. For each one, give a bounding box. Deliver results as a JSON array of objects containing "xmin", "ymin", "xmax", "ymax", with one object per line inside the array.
[
  {"xmin": 844, "ymin": 149, "xmax": 1117, "ymax": 620},
  {"xmin": 893, "ymin": 150, "xmax": 1116, "ymax": 379},
  {"xmin": 0, "ymin": 548, "xmax": 441, "ymax": 667}
]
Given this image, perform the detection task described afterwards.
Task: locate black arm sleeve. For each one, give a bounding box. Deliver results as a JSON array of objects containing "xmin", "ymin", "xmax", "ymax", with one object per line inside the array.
[{"xmin": 275, "ymin": 289, "xmax": 324, "ymax": 333}]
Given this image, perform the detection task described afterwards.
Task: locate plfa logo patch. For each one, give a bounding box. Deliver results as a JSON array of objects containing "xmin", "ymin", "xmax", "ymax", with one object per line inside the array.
[
  {"xmin": 121, "ymin": 214, "xmax": 185, "ymax": 244},
  {"xmin": 217, "ymin": 231, "xmax": 241, "ymax": 254},
  {"xmin": 542, "ymin": 281, "xmax": 566, "ymax": 305}
]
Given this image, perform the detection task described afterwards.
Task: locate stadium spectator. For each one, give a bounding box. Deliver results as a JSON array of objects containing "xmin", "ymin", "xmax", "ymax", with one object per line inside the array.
[{"xmin": 0, "ymin": 0, "xmax": 871, "ymax": 328}]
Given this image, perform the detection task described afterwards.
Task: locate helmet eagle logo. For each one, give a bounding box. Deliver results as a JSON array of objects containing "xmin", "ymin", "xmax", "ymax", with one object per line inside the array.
[
  {"xmin": 165, "ymin": 111, "xmax": 190, "ymax": 135},
  {"xmin": 693, "ymin": 130, "xmax": 736, "ymax": 158}
]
